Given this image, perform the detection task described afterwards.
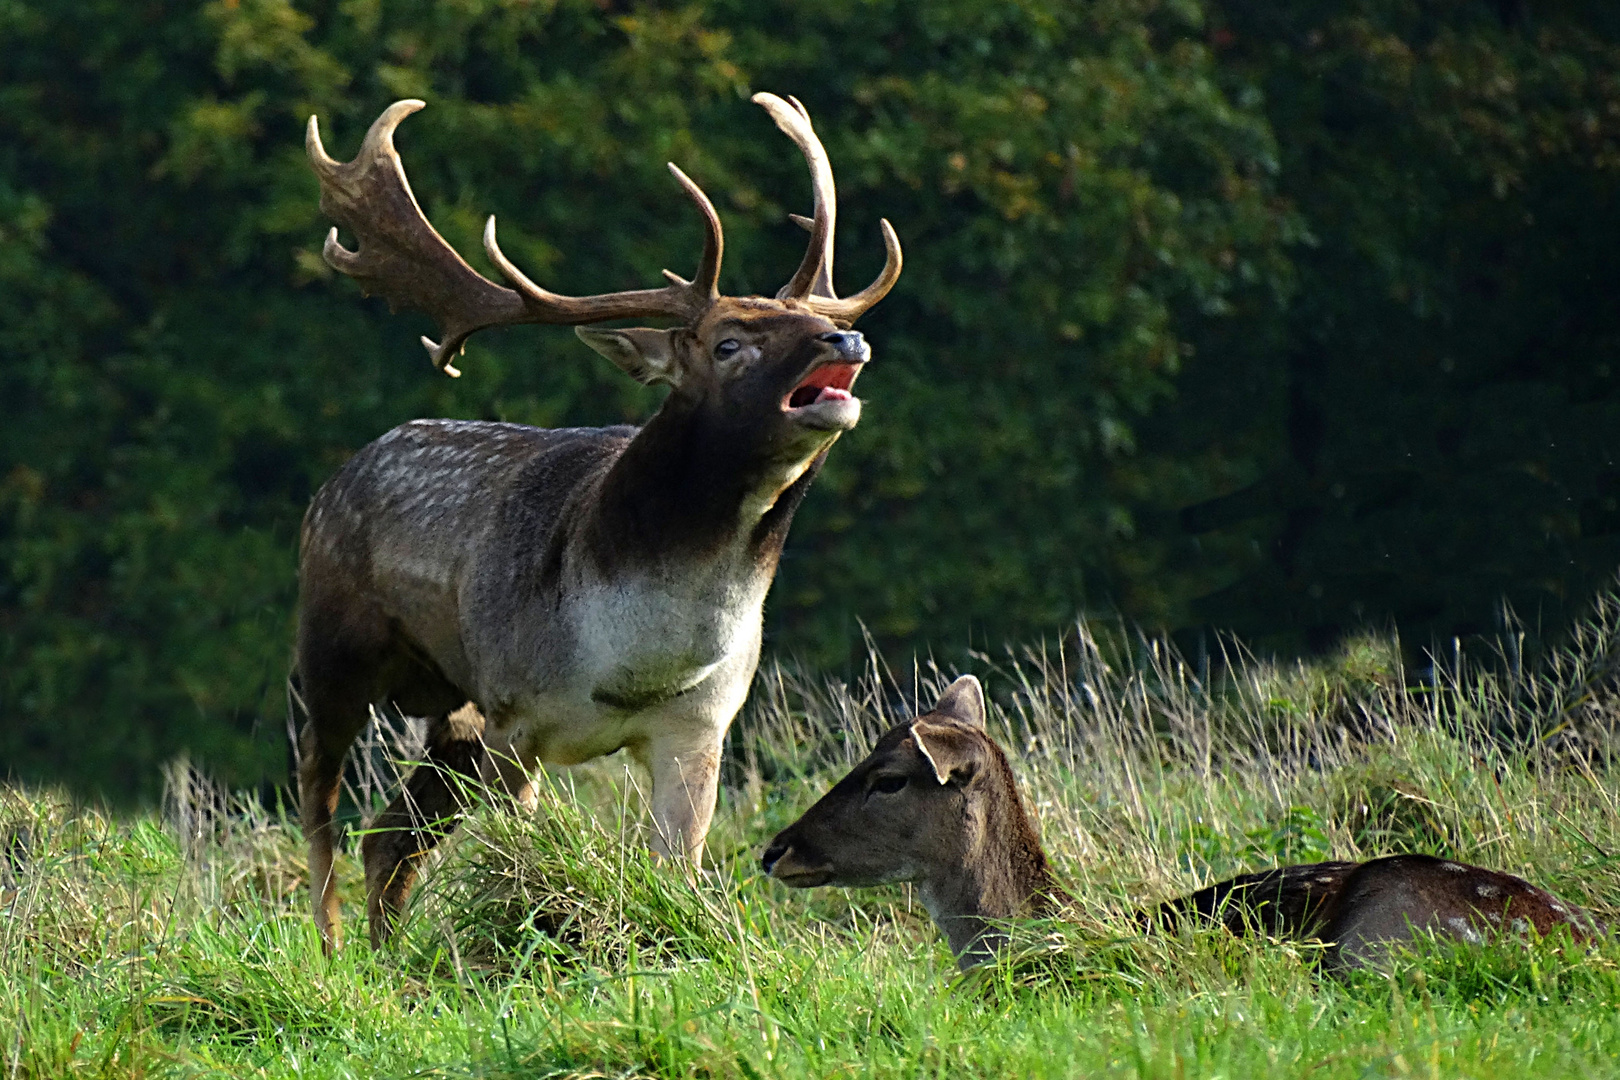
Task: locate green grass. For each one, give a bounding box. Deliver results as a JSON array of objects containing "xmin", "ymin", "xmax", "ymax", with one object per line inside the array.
[{"xmin": 5, "ymin": 611, "xmax": 1620, "ymax": 1078}]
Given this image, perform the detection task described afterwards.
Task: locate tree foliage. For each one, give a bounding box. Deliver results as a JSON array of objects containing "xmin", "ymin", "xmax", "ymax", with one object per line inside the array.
[
  {"xmin": 1, "ymin": 0, "xmax": 1616, "ymax": 796},
  {"xmin": 1175, "ymin": 1, "xmax": 1620, "ymax": 653}
]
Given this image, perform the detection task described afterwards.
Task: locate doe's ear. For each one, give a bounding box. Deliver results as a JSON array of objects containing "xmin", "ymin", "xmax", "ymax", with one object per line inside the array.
[
  {"xmin": 910, "ymin": 719, "xmax": 988, "ymax": 786},
  {"xmin": 930, "ymin": 674, "xmax": 986, "ymax": 730},
  {"xmin": 575, "ymin": 327, "xmax": 683, "ymax": 386}
]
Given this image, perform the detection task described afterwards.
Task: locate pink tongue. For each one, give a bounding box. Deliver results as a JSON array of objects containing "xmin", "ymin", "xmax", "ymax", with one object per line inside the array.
[{"xmin": 815, "ymin": 387, "xmax": 853, "ymax": 404}]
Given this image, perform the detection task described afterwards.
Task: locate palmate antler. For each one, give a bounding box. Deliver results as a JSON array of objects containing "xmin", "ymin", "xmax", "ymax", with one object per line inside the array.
[
  {"xmin": 307, "ymin": 101, "xmax": 721, "ymax": 376},
  {"xmin": 307, "ymin": 96, "xmax": 899, "ymax": 374}
]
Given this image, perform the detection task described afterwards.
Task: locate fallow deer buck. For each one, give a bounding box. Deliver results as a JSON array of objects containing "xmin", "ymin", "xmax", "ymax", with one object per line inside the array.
[
  {"xmin": 763, "ymin": 676, "xmax": 1605, "ymax": 971},
  {"xmin": 298, "ymin": 94, "xmax": 900, "ymax": 950}
]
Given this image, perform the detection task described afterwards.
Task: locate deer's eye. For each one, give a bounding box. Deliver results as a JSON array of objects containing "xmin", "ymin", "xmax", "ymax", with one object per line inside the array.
[
  {"xmin": 869, "ymin": 774, "xmax": 908, "ymax": 796},
  {"xmin": 714, "ymin": 338, "xmax": 742, "ymax": 359}
]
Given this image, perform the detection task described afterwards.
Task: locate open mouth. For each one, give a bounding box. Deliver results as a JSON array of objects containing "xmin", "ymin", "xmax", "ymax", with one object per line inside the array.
[{"xmin": 784, "ymin": 362, "xmax": 861, "ymax": 412}]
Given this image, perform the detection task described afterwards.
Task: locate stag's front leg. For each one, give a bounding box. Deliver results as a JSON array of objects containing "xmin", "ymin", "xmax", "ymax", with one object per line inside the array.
[{"xmin": 637, "ymin": 729, "xmax": 724, "ymax": 865}]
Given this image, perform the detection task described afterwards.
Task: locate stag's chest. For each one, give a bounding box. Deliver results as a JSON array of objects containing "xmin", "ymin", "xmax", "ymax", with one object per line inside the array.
[
  {"xmin": 481, "ymin": 565, "xmax": 765, "ymax": 765},
  {"xmin": 566, "ymin": 565, "xmax": 767, "ymax": 699}
]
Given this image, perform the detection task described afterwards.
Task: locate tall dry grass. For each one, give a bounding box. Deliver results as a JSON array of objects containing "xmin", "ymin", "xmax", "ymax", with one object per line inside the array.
[{"xmin": 3, "ymin": 604, "xmax": 1620, "ymax": 1077}]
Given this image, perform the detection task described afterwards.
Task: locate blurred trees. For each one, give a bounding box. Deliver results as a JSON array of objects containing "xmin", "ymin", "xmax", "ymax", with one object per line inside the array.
[
  {"xmin": 1, "ymin": 0, "xmax": 1616, "ymax": 796},
  {"xmin": 1174, "ymin": 1, "xmax": 1620, "ymax": 655}
]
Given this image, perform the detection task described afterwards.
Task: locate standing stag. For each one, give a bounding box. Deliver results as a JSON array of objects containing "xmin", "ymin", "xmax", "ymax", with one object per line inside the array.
[
  {"xmin": 763, "ymin": 677, "xmax": 1604, "ymax": 971},
  {"xmin": 298, "ymin": 94, "xmax": 900, "ymax": 950}
]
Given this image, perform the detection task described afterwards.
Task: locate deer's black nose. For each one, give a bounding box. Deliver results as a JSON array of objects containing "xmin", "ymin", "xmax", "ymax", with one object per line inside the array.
[
  {"xmin": 761, "ymin": 838, "xmax": 790, "ymax": 875},
  {"xmin": 817, "ymin": 330, "xmax": 868, "ymax": 361}
]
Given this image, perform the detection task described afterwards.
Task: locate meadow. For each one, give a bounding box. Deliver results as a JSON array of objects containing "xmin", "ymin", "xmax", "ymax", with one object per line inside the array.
[{"xmin": 5, "ymin": 609, "xmax": 1620, "ymax": 1079}]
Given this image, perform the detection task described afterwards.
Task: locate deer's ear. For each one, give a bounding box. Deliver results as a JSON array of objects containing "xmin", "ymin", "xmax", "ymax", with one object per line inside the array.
[
  {"xmin": 575, "ymin": 327, "xmax": 683, "ymax": 386},
  {"xmin": 910, "ymin": 720, "xmax": 987, "ymax": 786},
  {"xmin": 930, "ymin": 675, "xmax": 986, "ymax": 730}
]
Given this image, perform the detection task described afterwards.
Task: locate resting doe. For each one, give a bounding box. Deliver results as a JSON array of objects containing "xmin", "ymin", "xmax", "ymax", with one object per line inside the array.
[{"xmin": 762, "ymin": 676, "xmax": 1603, "ymax": 971}]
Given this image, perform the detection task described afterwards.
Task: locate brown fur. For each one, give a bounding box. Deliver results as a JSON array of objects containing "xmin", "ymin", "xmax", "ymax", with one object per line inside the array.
[
  {"xmin": 762, "ymin": 677, "xmax": 1069, "ymax": 966},
  {"xmin": 1150, "ymin": 861, "xmax": 1358, "ymax": 940},
  {"xmin": 1157, "ymin": 853, "xmax": 1603, "ymax": 972},
  {"xmin": 359, "ymin": 704, "xmax": 491, "ymax": 945},
  {"xmin": 765, "ymin": 678, "xmax": 1605, "ymax": 971}
]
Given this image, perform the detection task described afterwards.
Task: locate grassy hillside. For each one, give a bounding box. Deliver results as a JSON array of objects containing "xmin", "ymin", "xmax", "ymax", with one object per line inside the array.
[{"xmin": 4, "ymin": 613, "xmax": 1620, "ymax": 1078}]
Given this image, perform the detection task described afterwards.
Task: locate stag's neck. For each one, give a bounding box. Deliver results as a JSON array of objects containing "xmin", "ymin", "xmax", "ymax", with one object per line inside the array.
[
  {"xmin": 585, "ymin": 397, "xmax": 823, "ymax": 579},
  {"xmin": 919, "ymin": 769, "xmax": 1067, "ymax": 968}
]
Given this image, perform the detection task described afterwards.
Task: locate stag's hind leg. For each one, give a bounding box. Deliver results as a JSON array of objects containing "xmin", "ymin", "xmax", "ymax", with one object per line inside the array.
[{"xmin": 295, "ymin": 648, "xmax": 377, "ymax": 955}]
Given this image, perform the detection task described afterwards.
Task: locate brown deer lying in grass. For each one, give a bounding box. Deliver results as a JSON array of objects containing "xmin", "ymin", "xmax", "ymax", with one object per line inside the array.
[
  {"xmin": 297, "ymin": 93, "xmax": 900, "ymax": 951},
  {"xmin": 762, "ymin": 676, "xmax": 1604, "ymax": 971}
]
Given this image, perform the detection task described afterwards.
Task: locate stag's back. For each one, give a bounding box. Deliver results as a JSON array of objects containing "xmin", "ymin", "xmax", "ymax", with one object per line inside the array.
[{"xmin": 300, "ymin": 419, "xmax": 634, "ymax": 687}]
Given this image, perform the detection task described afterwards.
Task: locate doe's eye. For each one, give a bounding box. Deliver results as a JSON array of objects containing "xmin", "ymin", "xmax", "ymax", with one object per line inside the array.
[
  {"xmin": 869, "ymin": 774, "xmax": 908, "ymax": 796},
  {"xmin": 714, "ymin": 338, "xmax": 742, "ymax": 359}
]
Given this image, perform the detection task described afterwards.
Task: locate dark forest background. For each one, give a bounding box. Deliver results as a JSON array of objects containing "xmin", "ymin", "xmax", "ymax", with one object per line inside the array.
[{"xmin": 3, "ymin": 0, "xmax": 1619, "ymax": 798}]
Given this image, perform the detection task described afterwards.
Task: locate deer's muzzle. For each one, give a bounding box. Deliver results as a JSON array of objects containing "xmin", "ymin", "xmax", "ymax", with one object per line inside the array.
[
  {"xmin": 761, "ymin": 835, "xmax": 833, "ymax": 887},
  {"xmin": 782, "ymin": 331, "xmax": 868, "ymax": 428}
]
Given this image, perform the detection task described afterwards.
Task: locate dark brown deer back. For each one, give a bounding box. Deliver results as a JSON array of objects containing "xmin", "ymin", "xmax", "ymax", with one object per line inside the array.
[
  {"xmin": 1317, "ymin": 854, "xmax": 1601, "ymax": 970},
  {"xmin": 1158, "ymin": 854, "xmax": 1602, "ymax": 972},
  {"xmin": 1152, "ymin": 861, "xmax": 1359, "ymax": 939},
  {"xmin": 300, "ymin": 420, "xmax": 631, "ymax": 693}
]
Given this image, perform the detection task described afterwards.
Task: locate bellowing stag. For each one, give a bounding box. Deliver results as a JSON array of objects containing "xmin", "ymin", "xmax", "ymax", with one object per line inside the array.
[{"xmin": 298, "ymin": 94, "xmax": 900, "ymax": 950}]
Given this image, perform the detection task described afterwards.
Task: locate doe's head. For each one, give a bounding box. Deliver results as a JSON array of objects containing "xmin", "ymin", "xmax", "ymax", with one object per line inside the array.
[{"xmin": 761, "ymin": 675, "xmax": 1000, "ymax": 888}]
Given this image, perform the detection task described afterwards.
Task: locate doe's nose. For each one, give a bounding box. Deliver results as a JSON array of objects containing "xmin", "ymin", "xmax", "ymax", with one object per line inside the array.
[
  {"xmin": 817, "ymin": 330, "xmax": 868, "ymax": 361},
  {"xmin": 761, "ymin": 838, "xmax": 790, "ymax": 875}
]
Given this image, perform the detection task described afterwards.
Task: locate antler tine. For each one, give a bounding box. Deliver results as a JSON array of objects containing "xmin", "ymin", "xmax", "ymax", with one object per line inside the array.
[
  {"xmin": 484, "ymin": 162, "xmax": 724, "ymax": 313},
  {"xmin": 665, "ymin": 163, "xmax": 723, "ymax": 300},
  {"xmin": 753, "ymin": 92, "xmax": 902, "ymax": 322},
  {"xmin": 481, "ymin": 165, "xmax": 721, "ymax": 321},
  {"xmin": 802, "ymin": 218, "xmax": 902, "ymax": 324},
  {"xmin": 308, "ymin": 100, "xmax": 727, "ymax": 378},
  {"xmin": 754, "ymin": 92, "xmax": 836, "ymax": 300},
  {"xmin": 311, "ymin": 102, "xmax": 465, "ymax": 375}
]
